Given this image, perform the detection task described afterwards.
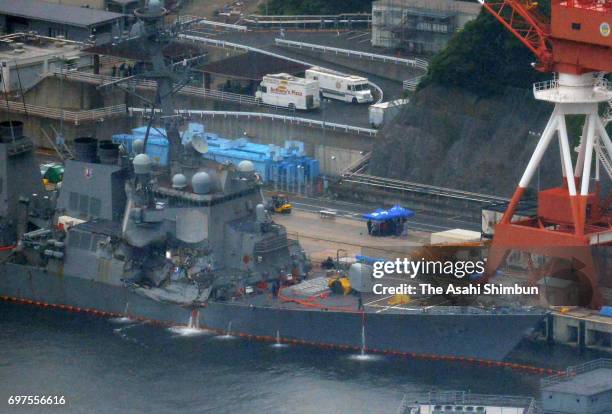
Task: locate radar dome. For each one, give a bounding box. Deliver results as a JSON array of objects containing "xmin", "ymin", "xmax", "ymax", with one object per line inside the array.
[
  {"xmin": 132, "ymin": 139, "xmax": 145, "ymax": 155},
  {"xmin": 192, "ymin": 171, "xmax": 211, "ymax": 194},
  {"xmin": 133, "ymin": 153, "xmax": 152, "ymax": 175},
  {"xmin": 172, "ymin": 174, "xmax": 187, "ymax": 190},
  {"xmin": 238, "ymin": 160, "xmax": 255, "ymax": 173},
  {"xmin": 148, "ymin": 0, "xmax": 162, "ymax": 10}
]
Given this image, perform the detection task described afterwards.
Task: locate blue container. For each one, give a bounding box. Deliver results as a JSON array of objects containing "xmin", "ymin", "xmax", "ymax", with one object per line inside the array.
[
  {"xmin": 600, "ymin": 306, "xmax": 612, "ymax": 318},
  {"xmin": 112, "ymin": 133, "xmax": 169, "ymax": 166}
]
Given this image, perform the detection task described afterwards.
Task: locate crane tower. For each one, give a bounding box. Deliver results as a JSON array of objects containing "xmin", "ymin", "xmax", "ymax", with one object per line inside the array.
[{"xmin": 479, "ymin": 1, "xmax": 612, "ymax": 308}]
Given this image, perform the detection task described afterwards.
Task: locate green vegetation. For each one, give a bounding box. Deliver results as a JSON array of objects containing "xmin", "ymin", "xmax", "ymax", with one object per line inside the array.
[
  {"xmin": 259, "ymin": 0, "xmax": 373, "ymax": 15},
  {"xmin": 419, "ymin": 10, "xmax": 548, "ymax": 97}
]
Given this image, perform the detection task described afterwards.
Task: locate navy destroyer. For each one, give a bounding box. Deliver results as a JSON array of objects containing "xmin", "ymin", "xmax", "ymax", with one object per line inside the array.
[{"xmin": 0, "ymin": 1, "xmax": 544, "ymax": 362}]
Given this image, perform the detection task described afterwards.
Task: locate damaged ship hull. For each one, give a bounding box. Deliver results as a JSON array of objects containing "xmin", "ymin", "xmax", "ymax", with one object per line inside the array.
[{"xmin": 0, "ymin": 264, "xmax": 544, "ymax": 362}]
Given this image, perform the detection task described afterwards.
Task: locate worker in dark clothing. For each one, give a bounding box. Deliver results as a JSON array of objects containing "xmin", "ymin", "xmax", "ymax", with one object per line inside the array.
[
  {"xmin": 271, "ymin": 279, "xmax": 279, "ymax": 298},
  {"xmin": 111, "ymin": 65, "xmax": 117, "ymax": 77},
  {"xmin": 357, "ymin": 293, "xmax": 363, "ymax": 310},
  {"xmin": 367, "ymin": 219, "xmax": 372, "ymax": 235},
  {"xmin": 321, "ymin": 256, "xmax": 335, "ymax": 269}
]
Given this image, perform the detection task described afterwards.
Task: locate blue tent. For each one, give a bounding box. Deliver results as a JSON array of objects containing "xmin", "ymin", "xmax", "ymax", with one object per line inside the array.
[
  {"xmin": 388, "ymin": 205, "xmax": 415, "ymax": 219},
  {"xmin": 363, "ymin": 205, "xmax": 415, "ymax": 221},
  {"xmin": 363, "ymin": 208, "xmax": 390, "ymax": 221}
]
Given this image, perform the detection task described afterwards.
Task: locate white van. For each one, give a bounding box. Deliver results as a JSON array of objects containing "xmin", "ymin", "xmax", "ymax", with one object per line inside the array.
[
  {"xmin": 255, "ymin": 73, "xmax": 320, "ymax": 110},
  {"xmin": 305, "ymin": 67, "xmax": 373, "ymax": 104}
]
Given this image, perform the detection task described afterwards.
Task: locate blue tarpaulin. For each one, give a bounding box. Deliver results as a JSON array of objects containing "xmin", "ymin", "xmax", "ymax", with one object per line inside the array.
[{"xmin": 363, "ymin": 205, "xmax": 415, "ymax": 221}]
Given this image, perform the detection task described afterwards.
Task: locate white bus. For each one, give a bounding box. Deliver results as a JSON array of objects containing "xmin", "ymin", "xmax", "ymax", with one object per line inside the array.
[
  {"xmin": 255, "ymin": 73, "xmax": 320, "ymax": 110},
  {"xmin": 305, "ymin": 67, "xmax": 373, "ymax": 104}
]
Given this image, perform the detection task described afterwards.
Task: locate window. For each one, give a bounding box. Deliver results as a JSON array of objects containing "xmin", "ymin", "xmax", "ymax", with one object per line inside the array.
[
  {"xmin": 79, "ymin": 194, "xmax": 90, "ymax": 215},
  {"xmin": 79, "ymin": 233, "xmax": 92, "ymax": 251},
  {"xmin": 572, "ymin": 22, "xmax": 581, "ymax": 30},
  {"xmin": 68, "ymin": 231, "xmax": 80, "ymax": 248},
  {"xmin": 90, "ymin": 197, "xmax": 101, "ymax": 217},
  {"xmin": 69, "ymin": 192, "xmax": 79, "ymax": 210},
  {"xmin": 261, "ymin": 86, "xmax": 267, "ymax": 93}
]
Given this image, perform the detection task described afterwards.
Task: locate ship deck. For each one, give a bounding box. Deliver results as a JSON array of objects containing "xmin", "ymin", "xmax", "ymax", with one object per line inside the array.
[{"xmin": 231, "ymin": 277, "xmax": 542, "ymax": 317}]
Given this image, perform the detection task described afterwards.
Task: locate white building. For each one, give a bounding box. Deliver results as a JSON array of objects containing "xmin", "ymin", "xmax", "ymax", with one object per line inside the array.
[{"xmin": 372, "ymin": 0, "xmax": 481, "ymax": 53}]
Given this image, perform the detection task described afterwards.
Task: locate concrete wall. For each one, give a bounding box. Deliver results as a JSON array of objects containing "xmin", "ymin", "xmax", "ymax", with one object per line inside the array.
[
  {"xmin": 182, "ymin": 113, "xmax": 373, "ymax": 175},
  {"xmin": 1, "ymin": 76, "xmax": 130, "ymax": 148}
]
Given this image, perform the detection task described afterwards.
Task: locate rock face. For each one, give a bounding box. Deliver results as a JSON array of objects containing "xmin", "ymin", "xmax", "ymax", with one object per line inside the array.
[{"xmin": 369, "ymin": 84, "xmax": 566, "ymax": 197}]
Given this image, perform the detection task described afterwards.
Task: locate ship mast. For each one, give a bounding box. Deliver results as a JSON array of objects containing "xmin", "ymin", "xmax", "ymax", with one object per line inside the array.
[{"xmin": 134, "ymin": 0, "xmax": 182, "ymax": 175}]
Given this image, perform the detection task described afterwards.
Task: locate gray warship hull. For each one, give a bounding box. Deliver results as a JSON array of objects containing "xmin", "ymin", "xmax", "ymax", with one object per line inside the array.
[{"xmin": 0, "ymin": 263, "xmax": 544, "ymax": 362}]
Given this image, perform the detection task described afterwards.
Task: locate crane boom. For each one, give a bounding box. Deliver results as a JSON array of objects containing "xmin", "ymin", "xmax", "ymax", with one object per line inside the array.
[
  {"xmin": 479, "ymin": 0, "xmax": 612, "ymax": 74},
  {"xmin": 477, "ymin": 1, "xmax": 553, "ymax": 70}
]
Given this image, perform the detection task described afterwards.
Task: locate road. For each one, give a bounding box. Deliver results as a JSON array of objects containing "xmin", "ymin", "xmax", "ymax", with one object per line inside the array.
[
  {"xmin": 265, "ymin": 192, "xmax": 482, "ymax": 233},
  {"xmin": 185, "ymin": 30, "xmax": 410, "ymax": 128}
]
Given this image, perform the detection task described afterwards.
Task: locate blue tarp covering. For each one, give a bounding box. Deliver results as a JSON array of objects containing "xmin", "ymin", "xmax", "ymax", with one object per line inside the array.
[
  {"xmin": 355, "ymin": 255, "xmax": 387, "ymax": 265},
  {"xmin": 600, "ymin": 306, "xmax": 612, "ymax": 318},
  {"xmin": 362, "ymin": 205, "xmax": 415, "ymax": 221}
]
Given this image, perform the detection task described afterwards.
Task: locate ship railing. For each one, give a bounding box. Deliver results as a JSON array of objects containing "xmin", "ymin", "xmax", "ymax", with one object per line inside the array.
[
  {"xmin": 541, "ymin": 358, "xmax": 612, "ymax": 387},
  {"xmin": 400, "ymin": 390, "xmax": 539, "ymax": 410}
]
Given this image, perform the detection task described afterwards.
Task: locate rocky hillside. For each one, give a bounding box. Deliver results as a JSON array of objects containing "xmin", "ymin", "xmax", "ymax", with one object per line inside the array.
[
  {"xmin": 369, "ymin": 4, "xmax": 578, "ymax": 197},
  {"xmin": 370, "ymin": 85, "xmax": 556, "ymax": 196}
]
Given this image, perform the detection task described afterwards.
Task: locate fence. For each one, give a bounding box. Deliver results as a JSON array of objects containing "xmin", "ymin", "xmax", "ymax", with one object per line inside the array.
[
  {"xmin": 128, "ymin": 108, "xmax": 378, "ymax": 137},
  {"xmin": 275, "ymin": 38, "xmax": 428, "ymax": 92},
  {"xmin": 1, "ymin": 100, "xmax": 126, "ymax": 124}
]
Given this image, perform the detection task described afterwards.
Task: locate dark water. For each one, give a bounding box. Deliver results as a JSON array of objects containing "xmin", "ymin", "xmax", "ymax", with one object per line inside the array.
[{"xmin": 0, "ymin": 302, "xmax": 605, "ymax": 414}]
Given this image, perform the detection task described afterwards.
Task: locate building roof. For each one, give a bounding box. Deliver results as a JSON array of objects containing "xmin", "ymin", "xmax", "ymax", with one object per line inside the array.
[
  {"xmin": 0, "ymin": 0, "xmax": 123, "ymax": 28},
  {"xmin": 197, "ymin": 51, "xmax": 308, "ymax": 81},
  {"xmin": 84, "ymin": 39, "xmax": 208, "ymax": 61}
]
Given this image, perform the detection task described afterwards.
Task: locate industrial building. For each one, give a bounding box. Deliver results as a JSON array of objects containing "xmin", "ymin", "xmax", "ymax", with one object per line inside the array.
[
  {"xmin": 0, "ymin": 0, "xmax": 125, "ymax": 43},
  {"xmin": 541, "ymin": 360, "xmax": 612, "ymax": 414},
  {"xmin": 0, "ymin": 33, "xmax": 91, "ymax": 93},
  {"xmin": 43, "ymin": 0, "xmax": 141, "ymax": 15},
  {"xmin": 371, "ymin": 0, "xmax": 481, "ymax": 53}
]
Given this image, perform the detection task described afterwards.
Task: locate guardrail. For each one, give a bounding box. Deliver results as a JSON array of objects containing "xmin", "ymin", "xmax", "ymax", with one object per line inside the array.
[
  {"xmin": 341, "ymin": 173, "xmax": 508, "ymax": 204},
  {"xmin": 179, "ymin": 34, "xmax": 385, "ymax": 103},
  {"xmin": 242, "ymin": 13, "xmax": 371, "ymax": 26},
  {"xmin": 403, "ymin": 73, "xmax": 429, "ymax": 91},
  {"xmin": 50, "ymin": 69, "xmax": 293, "ymax": 111},
  {"xmin": 178, "ymin": 15, "xmax": 248, "ymax": 32},
  {"xmin": 1, "ymin": 100, "xmax": 126, "ymax": 124},
  {"xmin": 541, "ymin": 358, "xmax": 612, "ymax": 387},
  {"xmin": 275, "ymin": 38, "xmax": 427, "ymax": 92},
  {"xmin": 275, "ymin": 38, "xmax": 429, "ymax": 70},
  {"xmin": 128, "ymin": 107, "xmax": 378, "ymax": 137}
]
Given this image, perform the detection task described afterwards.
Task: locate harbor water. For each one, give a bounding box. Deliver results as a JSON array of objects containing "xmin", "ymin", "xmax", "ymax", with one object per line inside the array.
[{"xmin": 0, "ymin": 302, "xmax": 606, "ymax": 414}]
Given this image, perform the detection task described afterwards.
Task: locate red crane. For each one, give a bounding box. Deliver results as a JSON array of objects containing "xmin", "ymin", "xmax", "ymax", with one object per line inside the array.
[{"xmin": 479, "ymin": 0, "xmax": 612, "ymax": 308}]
